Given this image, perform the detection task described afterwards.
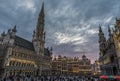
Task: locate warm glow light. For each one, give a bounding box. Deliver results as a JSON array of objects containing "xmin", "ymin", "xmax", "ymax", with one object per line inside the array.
[
  {"xmin": 10, "ymin": 58, "xmax": 37, "ymax": 65},
  {"xmin": 118, "ymin": 43, "xmax": 120, "ymax": 49},
  {"xmin": 6, "ymin": 62, "xmax": 9, "ymax": 66}
]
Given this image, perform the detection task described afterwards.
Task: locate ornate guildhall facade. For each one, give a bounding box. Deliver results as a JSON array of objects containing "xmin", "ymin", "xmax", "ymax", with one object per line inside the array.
[
  {"xmin": 52, "ymin": 55, "xmax": 92, "ymax": 75},
  {"xmin": 0, "ymin": 3, "xmax": 52, "ymax": 76},
  {"xmin": 92, "ymin": 60, "xmax": 101, "ymax": 76}
]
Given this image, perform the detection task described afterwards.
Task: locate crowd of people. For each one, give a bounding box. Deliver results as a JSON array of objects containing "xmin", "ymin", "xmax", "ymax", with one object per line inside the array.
[{"xmin": 0, "ymin": 74, "xmax": 100, "ymax": 81}]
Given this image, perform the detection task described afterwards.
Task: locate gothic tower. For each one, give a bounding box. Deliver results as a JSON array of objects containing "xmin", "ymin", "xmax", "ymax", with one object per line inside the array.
[
  {"xmin": 98, "ymin": 25, "xmax": 107, "ymax": 56},
  {"xmin": 33, "ymin": 3, "xmax": 45, "ymax": 55},
  {"xmin": 115, "ymin": 18, "xmax": 120, "ymax": 31},
  {"xmin": 113, "ymin": 18, "xmax": 120, "ymax": 50},
  {"xmin": 107, "ymin": 25, "xmax": 114, "ymax": 46}
]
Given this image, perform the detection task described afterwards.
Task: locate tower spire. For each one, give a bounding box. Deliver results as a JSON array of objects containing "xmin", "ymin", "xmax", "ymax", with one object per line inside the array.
[
  {"xmin": 108, "ymin": 25, "xmax": 111, "ymax": 36},
  {"xmin": 99, "ymin": 24, "xmax": 103, "ymax": 33},
  {"xmin": 33, "ymin": 2, "xmax": 45, "ymax": 55},
  {"xmin": 12, "ymin": 25, "xmax": 17, "ymax": 33},
  {"xmin": 98, "ymin": 25, "xmax": 106, "ymax": 42},
  {"xmin": 98, "ymin": 24, "xmax": 105, "ymax": 38},
  {"xmin": 98, "ymin": 25, "xmax": 107, "ymax": 56},
  {"xmin": 39, "ymin": 2, "xmax": 44, "ymax": 18},
  {"xmin": 36, "ymin": 2, "xmax": 45, "ymax": 39}
]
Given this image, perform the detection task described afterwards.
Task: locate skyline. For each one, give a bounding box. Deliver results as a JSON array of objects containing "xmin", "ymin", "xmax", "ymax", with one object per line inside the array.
[{"xmin": 0, "ymin": 0, "xmax": 120, "ymax": 63}]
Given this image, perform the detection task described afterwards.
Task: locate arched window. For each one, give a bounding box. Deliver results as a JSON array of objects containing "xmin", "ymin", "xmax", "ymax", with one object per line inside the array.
[
  {"xmin": 15, "ymin": 62, "xmax": 17, "ymax": 66},
  {"xmin": 9, "ymin": 61, "xmax": 12, "ymax": 66},
  {"xmin": 12, "ymin": 61, "xmax": 15, "ymax": 66}
]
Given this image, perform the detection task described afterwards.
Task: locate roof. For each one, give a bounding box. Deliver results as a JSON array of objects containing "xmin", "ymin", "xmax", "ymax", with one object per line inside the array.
[
  {"xmin": 13, "ymin": 36, "xmax": 51, "ymax": 56},
  {"xmin": 14, "ymin": 35, "xmax": 34, "ymax": 51},
  {"xmin": 82, "ymin": 54, "xmax": 86, "ymax": 59}
]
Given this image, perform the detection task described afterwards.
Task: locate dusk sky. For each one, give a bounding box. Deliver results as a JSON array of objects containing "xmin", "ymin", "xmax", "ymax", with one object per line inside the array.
[{"xmin": 0, "ymin": 0, "xmax": 120, "ymax": 63}]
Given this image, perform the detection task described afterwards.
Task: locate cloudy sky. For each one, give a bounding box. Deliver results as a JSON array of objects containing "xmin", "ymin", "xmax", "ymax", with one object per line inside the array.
[{"xmin": 0, "ymin": 0, "xmax": 120, "ymax": 63}]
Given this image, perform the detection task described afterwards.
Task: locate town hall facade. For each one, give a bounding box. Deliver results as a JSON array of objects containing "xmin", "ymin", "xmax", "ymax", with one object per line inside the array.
[{"xmin": 0, "ymin": 3, "xmax": 52, "ymax": 76}]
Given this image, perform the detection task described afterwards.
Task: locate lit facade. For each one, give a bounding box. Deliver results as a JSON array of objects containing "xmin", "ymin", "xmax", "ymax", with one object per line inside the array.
[
  {"xmin": 92, "ymin": 60, "xmax": 101, "ymax": 76},
  {"xmin": 0, "ymin": 3, "xmax": 52, "ymax": 76},
  {"xmin": 113, "ymin": 18, "xmax": 120, "ymax": 74},
  {"xmin": 79, "ymin": 55, "xmax": 92, "ymax": 75},
  {"xmin": 98, "ymin": 18, "xmax": 120, "ymax": 75},
  {"xmin": 52, "ymin": 55, "xmax": 92, "ymax": 75}
]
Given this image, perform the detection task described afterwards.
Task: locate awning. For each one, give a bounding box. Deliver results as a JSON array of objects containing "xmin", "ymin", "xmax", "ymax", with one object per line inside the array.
[
  {"xmin": 114, "ymin": 76, "xmax": 120, "ymax": 80},
  {"xmin": 100, "ymin": 75, "xmax": 120, "ymax": 80}
]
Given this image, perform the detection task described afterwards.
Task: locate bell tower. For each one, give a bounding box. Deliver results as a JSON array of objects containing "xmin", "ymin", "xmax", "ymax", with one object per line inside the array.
[
  {"xmin": 33, "ymin": 3, "xmax": 45, "ymax": 55},
  {"xmin": 98, "ymin": 25, "xmax": 107, "ymax": 56}
]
